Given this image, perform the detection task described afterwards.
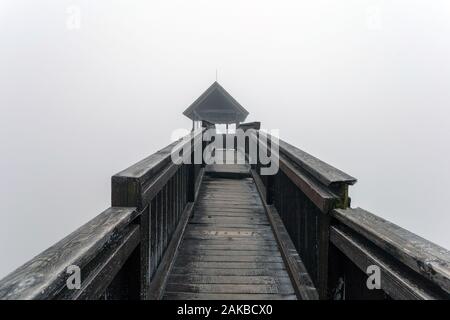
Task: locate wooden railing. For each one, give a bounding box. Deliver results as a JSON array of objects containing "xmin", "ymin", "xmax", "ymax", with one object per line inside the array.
[
  {"xmin": 247, "ymin": 130, "xmax": 450, "ymax": 300},
  {"xmin": 0, "ymin": 130, "xmax": 204, "ymax": 300},
  {"xmin": 330, "ymin": 207, "xmax": 450, "ymax": 299},
  {"xmin": 1, "ymin": 127, "xmax": 449, "ymax": 300}
]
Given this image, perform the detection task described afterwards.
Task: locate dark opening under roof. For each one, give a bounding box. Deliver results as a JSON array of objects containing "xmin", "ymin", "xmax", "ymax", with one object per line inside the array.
[{"xmin": 183, "ymin": 81, "xmax": 249, "ymax": 124}]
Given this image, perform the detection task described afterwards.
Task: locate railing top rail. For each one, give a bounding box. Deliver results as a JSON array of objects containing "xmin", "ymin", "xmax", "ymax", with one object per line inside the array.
[
  {"xmin": 0, "ymin": 207, "xmax": 138, "ymax": 300},
  {"xmin": 112, "ymin": 129, "xmax": 203, "ymax": 208},
  {"xmin": 258, "ymin": 131, "xmax": 357, "ymax": 187},
  {"xmin": 333, "ymin": 207, "xmax": 450, "ymax": 295},
  {"xmin": 114, "ymin": 129, "xmax": 203, "ymax": 181}
]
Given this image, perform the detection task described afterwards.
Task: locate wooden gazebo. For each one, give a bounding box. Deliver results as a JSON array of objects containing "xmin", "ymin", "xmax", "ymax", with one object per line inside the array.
[{"xmin": 183, "ymin": 81, "xmax": 249, "ymax": 130}]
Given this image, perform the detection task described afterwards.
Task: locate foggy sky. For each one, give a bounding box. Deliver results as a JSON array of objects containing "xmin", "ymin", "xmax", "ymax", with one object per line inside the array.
[{"xmin": 1, "ymin": 0, "xmax": 450, "ymax": 278}]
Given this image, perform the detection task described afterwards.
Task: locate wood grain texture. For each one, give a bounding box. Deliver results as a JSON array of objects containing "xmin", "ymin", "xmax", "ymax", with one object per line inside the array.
[
  {"xmin": 257, "ymin": 131, "xmax": 357, "ymax": 187},
  {"xmin": 333, "ymin": 207, "xmax": 450, "ymax": 296},
  {"xmin": 162, "ymin": 175, "xmax": 297, "ymax": 300},
  {"xmin": 251, "ymin": 170, "xmax": 319, "ymax": 300},
  {"xmin": 112, "ymin": 130, "xmax": 203, "ymax": 209},
  {"xmin": 330, "ymin": 225, "xmax": 449, "ymax": 299}
]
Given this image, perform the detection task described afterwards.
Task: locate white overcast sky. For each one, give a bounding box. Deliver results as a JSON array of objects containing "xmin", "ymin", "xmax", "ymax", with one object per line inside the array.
[{"xmin": 1, "ymin": 0, "xmax": 450, "ymax": 278}]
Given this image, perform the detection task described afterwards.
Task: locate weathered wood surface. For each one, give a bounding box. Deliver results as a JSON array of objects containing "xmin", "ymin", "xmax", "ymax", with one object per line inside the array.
[
  {"xmin": 205, "ymin": 164, "xmax": 251, "ymax": 179},
  {"xmin": 252, "ymin": 131, "xmax": 356, "ymax": 299},
  {"xmin": 0, "ymin": 207, "xmax": 139, "ymax": 300},
  {"xmin": 257, "ymin": 131, "xmax": 357, "ymax": 187},
  {"xmin": 330, "ymin": 225, "xmax": 445, "ymax": 299},
  {"xmin": 252, "ymin": 170, "xmax": 319, "ymax": 300},
  {"xmin": 333, "ymin": 208, "xmax": 450, "ymax": 297},
  {"xmin": 237, "ymin": 121, "xmax": 261, "ymax": 132},
  {"xmin": 162, "ymin": 175, "xmax": 297, "ymax": 300}
]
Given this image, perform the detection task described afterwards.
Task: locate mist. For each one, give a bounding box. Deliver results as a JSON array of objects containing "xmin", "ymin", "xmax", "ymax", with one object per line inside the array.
[{"xmin": 1, "ymin": 0, "xmax": 450, "ymax": 278}]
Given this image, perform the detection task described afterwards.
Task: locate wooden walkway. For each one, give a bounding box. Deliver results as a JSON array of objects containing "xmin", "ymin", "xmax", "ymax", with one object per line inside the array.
[{"xmin": 163, "ymin": 174, "xmax": 296, "ymax": 300}]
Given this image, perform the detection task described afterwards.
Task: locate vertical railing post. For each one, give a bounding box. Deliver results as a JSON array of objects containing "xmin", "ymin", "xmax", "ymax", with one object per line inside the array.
[
  {"xmin": 201, "ymin": 130, "xmax": 206, "ymax": 168},
  {"xmin": 256, "ymin": 130, "xmax": 260, "ymax": 174},
  {"xmin": 140, "ymin": 206, "xmax": 150, "ymax": 299},
  {"xmin": 265, "ymin": 134, "xmax": 274, "ymax": 204},
  {"xmin": 111, "ymin": 178, "xmax": 147, "ymax": 300},
  {"xmin": 187, "ymin": 135, "xmax": 195, "ymax": 203},
  {"xmin": 317, "ymin": 212, "xmax": 331, "ymax": 299}
]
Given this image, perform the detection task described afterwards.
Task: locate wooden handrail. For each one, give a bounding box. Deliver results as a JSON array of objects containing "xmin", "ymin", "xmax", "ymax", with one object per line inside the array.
[
  {"xmin": 331, "ymin": 207, "xmax": 450, "ymax": 299},
  {"xmin": 0, "ymin": 130, "xmax": 204, "ymax": 300},
  {"xmin": 247, "ymin": 129, "xmax": 450, "ymax": 299},
  {"xmin": 0, "ymin": 207, "xmax": 140, "ymax": 300}
]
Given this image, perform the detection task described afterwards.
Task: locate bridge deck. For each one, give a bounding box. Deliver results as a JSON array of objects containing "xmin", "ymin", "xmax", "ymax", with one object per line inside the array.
[{"xmin": 162, "ymin": 174, "xmax": 297, "ymax": 300}]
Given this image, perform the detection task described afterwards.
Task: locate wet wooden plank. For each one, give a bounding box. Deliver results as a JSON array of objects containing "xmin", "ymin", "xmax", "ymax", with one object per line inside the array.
[
  {"xmin": 165, "ymin": 283, "xmax": 294, "ymax": 294},
  {"xmin": 190, "ymin": 217, "xmax": 270, "ymax": 225},
  {"xmin": 178, "ymin": 249, "xmax": 282, "ymax": 257},
  {"xmin": 180, "ymin": 238, "xmax": 278, "ymax": 246},
  {"xmin": 167, "ymin": 275, "xmax": 290, "ymax": 285},
  {"xmin": 205, "ymin": 164, "xmax": 251, "ymax": 179},
  {"xmin": 163, "ymin": 292, "xmax": 297, "ymax": 300},
  {"xmin": 162, "ymin": 174, "xmax": 296, "ymax": 300},
  {"xmin": 173, "ymin": 261, "xmax": 286, "ymax": 270},
  {"xmin": 175, "ymin": 254, "xmax": 283, "ymax": 263},
  {"xmin": 170, "ymin": 267, "xmax": 288, "ymax": 277}
]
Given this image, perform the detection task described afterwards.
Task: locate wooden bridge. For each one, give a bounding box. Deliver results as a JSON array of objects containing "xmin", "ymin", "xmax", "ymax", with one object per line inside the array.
[{"xmin": 0, "ymin": 83, "xmax": 449, "ymax": 300}]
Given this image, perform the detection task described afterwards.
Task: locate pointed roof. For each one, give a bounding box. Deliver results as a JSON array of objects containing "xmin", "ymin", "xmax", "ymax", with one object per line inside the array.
[{"xmin": 183, "ymin": 81, "xmax": 249, "ymax": 124}]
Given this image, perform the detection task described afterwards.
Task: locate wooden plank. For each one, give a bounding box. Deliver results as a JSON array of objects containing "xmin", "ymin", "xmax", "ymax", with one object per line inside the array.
[
  {"xmin": 178, "ymin": 249, "xmax": 282, "ymax": 257},
  {"xmin": 333, "ymin": 207, "xmax": 450, "ymax": 296},
  {"xmin": 178, "ymin": 244, "xmax": 279, "ymax": 251},
  {"xmin": 170, "ymin": 267, "xmax": 288, "ymax": 277},
  {"xmin": 180, "ymin": 238, "xmax": 277, "ymax": 246},
  {"xmin": 164, "ymin": 283, "xmax": 294, "ymax": 295},
  {"xmin": 182, "ymin": 234, "xmax": 275, "ymax": 242},
  {"xmin": 173, "ymin": 261, "xmax": 286, "ymax": 270},
  {"xmin": 190, "ymin": 217, "xmax": 270, "ymax": 225},
  {"xmin": 167, "ymin": 275, "xmax": 290, "ymax": 285},
  {"xmin": 69, "ymin": 225, "xmax": 140, "ymax": 299},
  {"xmin": 163, "ymin": 292, "xmax": 296, "ymax": 300},
  {"xmin": 193, "ymin": 210, "xmax": 267, "ymax": 216},
  {"xmin": 175, "ymin": 254, "xmax": 283, "ymax": 263}
]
